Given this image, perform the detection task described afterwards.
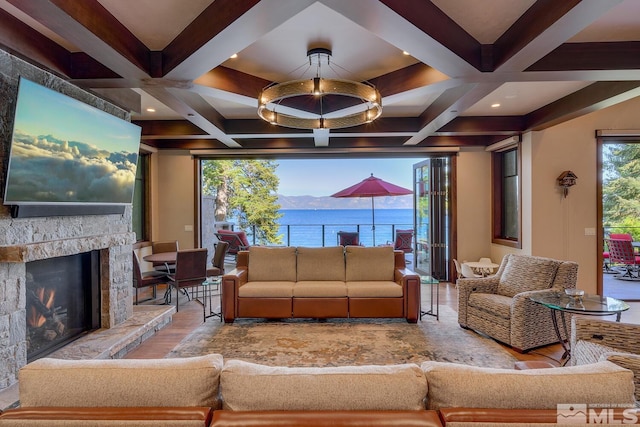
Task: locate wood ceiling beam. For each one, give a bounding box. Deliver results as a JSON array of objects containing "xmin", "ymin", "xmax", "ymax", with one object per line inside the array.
[
  {"xmin": 402, "ymin": 82, "xmax": 502, "ymax": 146},
  {"xmin": 0, "ymin": 7, "xmax": 71, "ymax": 76},
  {"xmin": 491, "ymin": 0, "xmax": 581, "ymax": 71},
  {"xmin": 437, "ymin": 116, "xmax": 526, "ymax": 135},
  {"xmin": 7, "ymin": 0, "xmax": 151, "ymax": 79},
  {"xmin": 525, "ymin": 81, "xmax": 640, "ymax": 131},
  {"xmin": 376, "ymin": 0, "xmax": 482, "ymax": 72},
  {"xmin": 370, "ymin": 63, "xmax": 450, "ymax": 98},
  {"xmin": 323, "ymin": 0, "xmax": 478, "ymax": 76},
  {"xmin": 529, "ymin": 42, "xmax": 640, "ymax": 72},
  {"xmin": 142, "ymin": 86, "xmax": 240, "ymax": 148},
  {"xmin": 163, "ymin": 0, "xmax": 315, "ymax": 79}
]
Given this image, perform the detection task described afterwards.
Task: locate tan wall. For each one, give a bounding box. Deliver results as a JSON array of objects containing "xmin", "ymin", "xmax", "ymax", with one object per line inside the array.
[
  {"xmin": 455, "ymin": 148, "xmax": 492, "ymax": 263},
  {"xmin": 523, "ymin": 95, "xmax": 640, "ymax": 292},
  {"xmin": 461, "ymin": 95, "xmax": 640, "ymax": 293},
  {"xmin": 156, "ymin": 150, "xmax": 196, "ymax": 250}
]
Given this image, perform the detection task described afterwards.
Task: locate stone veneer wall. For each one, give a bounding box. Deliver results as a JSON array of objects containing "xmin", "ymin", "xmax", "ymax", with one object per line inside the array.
[{"xmin": 0, "ymin": 49, "xmax": 136, "ymax": 390}]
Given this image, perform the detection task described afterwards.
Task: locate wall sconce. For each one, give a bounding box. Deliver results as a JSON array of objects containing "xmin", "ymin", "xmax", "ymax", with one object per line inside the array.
[{"xmin": 557, "ymin": 170, "xmax": 578, "ymax": 198}]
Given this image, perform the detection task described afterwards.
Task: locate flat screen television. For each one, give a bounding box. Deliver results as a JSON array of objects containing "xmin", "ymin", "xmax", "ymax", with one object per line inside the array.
[{"xmin": 4, "ymin": 78, "xmax": 141, "ymax": 217}]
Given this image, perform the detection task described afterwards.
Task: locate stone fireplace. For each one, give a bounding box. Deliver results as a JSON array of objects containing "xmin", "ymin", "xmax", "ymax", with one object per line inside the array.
[{"xmin": 0, "ymin": 50, "xmax": 139, "ymax": 392}]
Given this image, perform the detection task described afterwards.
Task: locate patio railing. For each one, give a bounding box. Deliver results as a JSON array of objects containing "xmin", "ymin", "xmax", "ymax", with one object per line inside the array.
[{"xmin": 241, "ymin": 223, "xmax": 414, "ymax": 247}]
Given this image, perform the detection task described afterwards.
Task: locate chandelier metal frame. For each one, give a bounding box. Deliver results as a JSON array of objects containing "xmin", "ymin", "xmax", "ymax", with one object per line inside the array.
[{"xmin": 257, "ymin": 48, "xmax": 382, "ymax": 130}]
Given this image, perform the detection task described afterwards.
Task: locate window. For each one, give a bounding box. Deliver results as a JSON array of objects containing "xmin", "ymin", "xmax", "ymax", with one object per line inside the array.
[
  {"xmin": 132, "ymin": 153, "xmax": 149, "ymax": 241},
  {"xmin": 492, "ymin": 147, "xmax": 521, "ymax": 248}
]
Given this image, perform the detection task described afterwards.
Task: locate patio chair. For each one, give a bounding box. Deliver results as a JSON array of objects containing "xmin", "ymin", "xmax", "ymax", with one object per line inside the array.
[
  {"xmin": 215, "ymin": 229, "xmax": 250, "ymax": 260},
  {"xmin": 603, "ymin": 233, "xmax": 633, "ymax": 273},
  {"xmin": 337, "ymin": 231, "xmax": 360, "ymax": 246},
  {"xmin": 606, "ymin": 238, "xmax": 640, "ymax": 280}
]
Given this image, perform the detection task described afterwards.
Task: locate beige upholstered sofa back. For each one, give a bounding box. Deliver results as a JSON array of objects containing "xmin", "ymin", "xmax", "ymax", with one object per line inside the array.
[
  {"xmin": 345, "ymin": 245, "xmax": 395, "ymax": 281},
  {"xmin": 297, "ymin": 246, "xmax": 345, "ymax": 281},
  {"xmin": 19, "ymin": 354, "xmax": 224, "ymax": 408}
]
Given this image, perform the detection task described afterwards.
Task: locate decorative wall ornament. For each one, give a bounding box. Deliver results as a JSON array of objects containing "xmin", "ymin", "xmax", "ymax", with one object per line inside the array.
[{"xmin": 557, "ymin": 170, "xmax": 578, "ymax": 197}]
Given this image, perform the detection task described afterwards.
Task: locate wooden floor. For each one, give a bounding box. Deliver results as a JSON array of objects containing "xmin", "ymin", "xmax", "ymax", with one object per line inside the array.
[{"xmin": 125, "ymin": 282, "xmax": 640, "ymax": 367}]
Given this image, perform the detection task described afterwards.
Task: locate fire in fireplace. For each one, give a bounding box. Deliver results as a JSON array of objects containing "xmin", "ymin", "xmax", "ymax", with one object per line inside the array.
[{"xmin": 26, "ymin": 251, "xmax": 101, "ymax": 361}]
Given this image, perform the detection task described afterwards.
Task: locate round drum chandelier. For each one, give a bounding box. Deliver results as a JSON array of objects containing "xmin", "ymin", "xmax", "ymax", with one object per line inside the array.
[{"xmin": 258, "ymin": 48, "xmax": 382, "ymax": 130}]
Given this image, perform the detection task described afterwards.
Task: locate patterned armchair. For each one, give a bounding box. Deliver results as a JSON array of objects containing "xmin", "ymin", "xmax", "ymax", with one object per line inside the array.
[
  {"xmin": 571, "ymin": 317, "xmax": 640, "ymax": 402},
  {"xmin": 457, "ymin": 254, "xmax": 578, "ymax": 352}
]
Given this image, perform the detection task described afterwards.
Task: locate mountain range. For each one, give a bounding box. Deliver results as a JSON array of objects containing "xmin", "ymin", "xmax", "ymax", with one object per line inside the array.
[{"xmin": 277, "ymin": 194, "xmax": 413, "ymax": 210}]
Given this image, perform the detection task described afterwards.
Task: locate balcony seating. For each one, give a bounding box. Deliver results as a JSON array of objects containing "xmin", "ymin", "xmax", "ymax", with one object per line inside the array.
[
  {"xmin": 606, "ymin": 237, "xmax": 640, "ymax": 280},
  {"xmin": 337, "ymin": 231, "xmax": 360, "ymax": 246},
  {"xmin": 457, "ymin": 254, "xmax": 578, "ymax": 352},
  {"xmin": 215, "ymin": 229, "xmax": 250, "ymax": 260},
  {"xmin": 603, "ymin": 233, "xmax": 634, "ymax": 273}
]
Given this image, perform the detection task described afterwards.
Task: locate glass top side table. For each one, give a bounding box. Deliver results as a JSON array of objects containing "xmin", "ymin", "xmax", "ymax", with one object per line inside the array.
[
  {"xmin": 419, "ymin": 275, "xmax": 439, "ymax": 321},
  {"xmin": 529, "ymin": 291, "xmax": 629, "ymax": 365}
]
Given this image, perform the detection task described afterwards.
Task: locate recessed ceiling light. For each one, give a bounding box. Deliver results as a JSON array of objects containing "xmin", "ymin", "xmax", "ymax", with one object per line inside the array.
[
  {"xmin": 230, "ymin": 53, "xmax": 238, "ymax": 59},
  {"xmin": 491, "ymin": 103, "xmax": 501, "ymax": 108},
  {"xmin": 402, "ymin": 51, "xmax": 410, "ymax": 56},
  {"xmin": 146, "ymin": 107, "xmax": 156, "ymax": 113}
]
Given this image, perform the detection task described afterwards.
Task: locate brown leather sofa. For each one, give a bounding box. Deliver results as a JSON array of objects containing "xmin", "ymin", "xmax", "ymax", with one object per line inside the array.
[
  {"xmin": 1, "ymin": 355, "xmax": 637, "ymax": 426},
  {"xmin": 221, "ymin": 245, "xmax": 421, "ymax": 323}
]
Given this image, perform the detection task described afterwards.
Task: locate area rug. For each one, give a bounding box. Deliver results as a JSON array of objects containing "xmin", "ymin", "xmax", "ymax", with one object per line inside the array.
[{"xmin": 166, "ymin": 306, "xmax": 517, "ymax": 368}]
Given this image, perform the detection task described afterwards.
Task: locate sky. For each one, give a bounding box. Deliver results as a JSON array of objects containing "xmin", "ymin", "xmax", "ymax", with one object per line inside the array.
[{"xmin": 275, "ymin": 158, "xmax": 419, "ymax": 196}]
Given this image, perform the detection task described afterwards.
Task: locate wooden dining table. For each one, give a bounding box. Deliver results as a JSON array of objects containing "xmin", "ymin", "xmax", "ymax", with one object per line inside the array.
[
  {"xmin": 142, "ymin": 251, "xmax": 177, "ymax": 265},
  {"xmin": 463, "ymin": 261, "xmax": 499, "ymax": 277}
]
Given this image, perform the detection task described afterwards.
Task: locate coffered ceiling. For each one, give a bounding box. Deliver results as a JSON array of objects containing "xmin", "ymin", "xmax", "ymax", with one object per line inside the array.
[{"xmin": 1, "ymin": 0, "xmax": 640, "ymax": 156}]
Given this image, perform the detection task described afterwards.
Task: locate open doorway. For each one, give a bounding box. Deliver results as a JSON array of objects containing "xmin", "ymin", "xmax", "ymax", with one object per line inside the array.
[{"xmin": 600, "ymin": 141, "xmax": 640, "ymax": 300}]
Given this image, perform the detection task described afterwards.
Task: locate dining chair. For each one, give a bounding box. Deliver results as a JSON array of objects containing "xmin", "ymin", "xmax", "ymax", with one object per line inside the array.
[
  {"xmin": 461, "ymin": 263, "xmax": 482, "ymax": 278},
  {"xmin": 132, "ymin": 252, "xmax": 168, "ymax": 305},
  {"xmin": 151, "ymin": 240, "xmax": 179, "ymax": 272},
  {"xmin": 207, "ymin": 241, "xmax": 229, "ymax": 277},
  {"xmin": 166, "ymin": 248, "xmax": 208, "ymax": 312}
]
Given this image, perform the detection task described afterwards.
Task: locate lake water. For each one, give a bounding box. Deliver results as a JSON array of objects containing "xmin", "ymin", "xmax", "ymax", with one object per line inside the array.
[{"xmin": 278, "ymin": 208, "xmax": 413, "ymax": 247}]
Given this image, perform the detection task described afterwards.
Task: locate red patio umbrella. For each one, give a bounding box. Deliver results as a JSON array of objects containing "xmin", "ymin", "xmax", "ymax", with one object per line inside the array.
[{"xmin": 331, "ymin": 174, "xmax": 412, "ymax": 245}]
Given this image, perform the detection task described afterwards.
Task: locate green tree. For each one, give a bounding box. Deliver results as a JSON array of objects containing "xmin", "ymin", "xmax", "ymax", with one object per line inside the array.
[
  {"xmin": 202, "ymin": 159, "xmax": 282, "ymax": 245},
  {"xmin": 602, "ymin": 143, "xmax": 640, "ymax": 239}
]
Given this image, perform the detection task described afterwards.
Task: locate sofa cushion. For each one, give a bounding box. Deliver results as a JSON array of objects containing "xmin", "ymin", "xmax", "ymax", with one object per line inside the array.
[
  {"xmin": 221, "ymin": 360, "xmax": 427, "ymax": 411},
  {"xmin": 345, "ymin": 246, "xmax": 394, "ymax": 282},
  {"xmin": 293, "ymin": 281, "xmax": 347, "ymax": 297},
  {"xmin": 248, "ymin": 246, "xmax": 297, "ymax": 282},
  {"xmin": 19, "ymin": 354, "xmax": 224, "ymax": 408},
  {"xmin": 497, "ymin": 255, "xmax": 559, "ymax": 297},
  {"xmin": 296, "ymin": 246, "xmax": 345, "ymax": 282},
  {"xmin": 421, "ymin": 360, "xmax": 635, "ymax": 410},
  {"xmin": 238, "ymin": 281, "xmax": 295, "ymax": 297},
  {"xmin": 346, "ymin": 281, "xmax": 403, "ymax": 297}
]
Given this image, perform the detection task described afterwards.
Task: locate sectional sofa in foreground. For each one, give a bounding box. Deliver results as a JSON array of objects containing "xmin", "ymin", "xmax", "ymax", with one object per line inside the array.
[{"xmin": 0, "ymin": 354, "xmax": 637, "ymax": 426}]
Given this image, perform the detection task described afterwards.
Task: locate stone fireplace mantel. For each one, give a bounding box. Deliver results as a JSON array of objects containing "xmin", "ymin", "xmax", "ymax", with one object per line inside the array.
[{"xmin": 0, "ymin": 232, "xmax": 135, "ymax": 263}]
